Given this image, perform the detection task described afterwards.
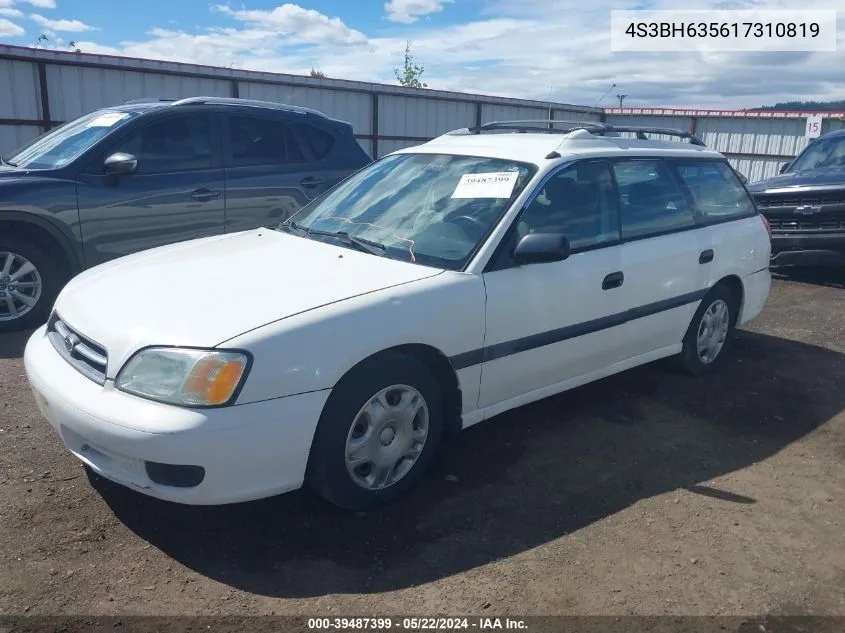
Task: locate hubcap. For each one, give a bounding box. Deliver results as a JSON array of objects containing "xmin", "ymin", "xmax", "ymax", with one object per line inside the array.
[
  {"xmin": 0, "ymin": 252, "xmax": 42, "ymax": 322},
  {"xmin": 345, "ymin": 384, "xmax": 430, "ymax": 490},
  {"xmin": 696, "ymin": 299, "xmax": 730, "ymax": 364}
]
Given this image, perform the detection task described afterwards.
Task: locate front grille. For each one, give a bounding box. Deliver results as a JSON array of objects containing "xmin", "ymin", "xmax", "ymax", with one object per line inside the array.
[
  {"xmin": 754, "ymin": 193, "xmax": 845, "ymax": 208},
  {"xmin": 767, "ymin": 217, "xmax": 845, "ymax": 231},
  {"xmin": 47, "ymin": 313, "xmax": 108, "ymax": 385}
]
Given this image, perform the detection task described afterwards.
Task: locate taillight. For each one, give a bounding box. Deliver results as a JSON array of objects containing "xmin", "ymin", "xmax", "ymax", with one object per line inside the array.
[{"xmin": 761, "ymin": 214, "xmax": 772, "ymax": 238}]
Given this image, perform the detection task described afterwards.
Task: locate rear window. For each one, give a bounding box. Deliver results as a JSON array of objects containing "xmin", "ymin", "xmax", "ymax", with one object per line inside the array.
[
  {"xmin": 674, "ymin": 160, "xmax": 756, "ymax": 221},
  {"xmin": 293, "ymin": 123, "xmax": 335, "ymax": 160}
]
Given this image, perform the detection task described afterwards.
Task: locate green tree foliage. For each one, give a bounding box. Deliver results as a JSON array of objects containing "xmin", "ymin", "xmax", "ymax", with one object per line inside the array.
[
  {"xmin": 753, "ymin": 100, "xmax": 845, "ymax": 111},
  {"xmin": 394, "ymin": 41, "xmax": 427, "ymax": 89}
]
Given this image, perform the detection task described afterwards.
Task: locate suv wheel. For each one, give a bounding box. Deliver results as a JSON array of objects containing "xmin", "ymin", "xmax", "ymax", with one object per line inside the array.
[{"xmin": 0, "ymin": 237, "xmax": 61, "ymax": 333}]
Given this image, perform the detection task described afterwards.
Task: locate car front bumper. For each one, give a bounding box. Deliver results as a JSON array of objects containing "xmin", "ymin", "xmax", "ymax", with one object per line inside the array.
[
  {"xmin": 770, "ymin": 232, "xmax": 845, "ymax": 266},
  {"xmin": 24, "ymin": 325, "xmax": 329, "ymax": 505}
]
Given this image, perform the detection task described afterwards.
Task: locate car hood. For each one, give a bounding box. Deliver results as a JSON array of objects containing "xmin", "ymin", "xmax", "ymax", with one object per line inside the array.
[
  {"xmin": 747, "ymin": 166, "xmax": 845, "ymax": 193},
  {"xmin": 54, "ymin": 229, "xmax": 444, "ymax": 376}
]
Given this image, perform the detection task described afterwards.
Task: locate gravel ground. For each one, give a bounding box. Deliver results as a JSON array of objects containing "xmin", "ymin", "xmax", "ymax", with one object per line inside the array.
[{"xmin": 0, "ymin": 268, "xmax": 843, "ymax": 624}]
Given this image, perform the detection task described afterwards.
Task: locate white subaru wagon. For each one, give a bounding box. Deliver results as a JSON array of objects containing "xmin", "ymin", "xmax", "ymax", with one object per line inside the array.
[{"xmin": 24, "ymin": 120, "xmax": 771, "ymax": 510}]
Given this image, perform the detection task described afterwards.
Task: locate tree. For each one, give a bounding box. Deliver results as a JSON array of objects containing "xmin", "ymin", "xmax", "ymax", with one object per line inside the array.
[
  {"xmin": 310, "ymin": 67, "xmax": 326, "ymax": 79},
  {"xmin": 394, "ymin": 41, "xmax": 427, "ymax": 89},
  {"xmin": 68, "ymin": 40, "xmax": 82, "ymax": 54},
  {"xmin": 33, "ymin": 33, "xmax": 49, "ymax": 48}
]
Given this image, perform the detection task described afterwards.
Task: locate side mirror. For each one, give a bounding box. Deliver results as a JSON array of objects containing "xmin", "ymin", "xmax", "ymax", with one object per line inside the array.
[
  {"xmin": 513, "ymin": 232, "xmax": 570, "ymax": 265},
  {"xmin": 104, "ymin": 152, "xmax": 138, "ymax": 176},
  {"xmin": 779, "ymin": 162, "xmax": 791, "ymax": 174},
  {"xmin": 736, "ymin": 171, "xmax": 748, "ymax": 185}
]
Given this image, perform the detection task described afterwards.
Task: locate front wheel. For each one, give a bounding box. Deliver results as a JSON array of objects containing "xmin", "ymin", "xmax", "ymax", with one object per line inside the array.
[
  {"xmin": 0, "ymin": 238, "xmax": 62, "ymax": 333},
  {"xmin": 306, "ymin": 353, "xmax": 444, "ymax": 510},
  {"xmin": 678, "ymin": 284, "xmax": 737, "ymax": 376}
]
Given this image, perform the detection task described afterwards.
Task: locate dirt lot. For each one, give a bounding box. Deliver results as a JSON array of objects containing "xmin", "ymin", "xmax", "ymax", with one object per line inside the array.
[{"xmin": 1, "ymin": 269, "xmax": 844, "ymax": 623}]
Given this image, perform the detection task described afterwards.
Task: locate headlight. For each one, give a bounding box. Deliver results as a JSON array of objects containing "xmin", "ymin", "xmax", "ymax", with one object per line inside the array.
[{"xmin": 115, "ymin": 348, "xmax": 250, "ymax": 407}]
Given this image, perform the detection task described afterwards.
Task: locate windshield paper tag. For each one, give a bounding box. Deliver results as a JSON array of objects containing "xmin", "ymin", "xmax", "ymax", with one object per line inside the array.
[
  {"xmin": 452, "ymin": 171, "xmax": 519, "ymax": 199},
  {"xmin": 87, "ymin": 112, "xmax": 129, "ymax": 128}
]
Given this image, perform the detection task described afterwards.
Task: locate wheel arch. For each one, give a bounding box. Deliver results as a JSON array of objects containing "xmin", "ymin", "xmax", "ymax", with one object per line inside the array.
[
  {"xmin": 713, "ymin": 274, "xmax": 744, "ymax": 323},
  {"xmin": 0, "ymin": 211, "xmax": 83, "ymax": 279},
  {"xmin": 331, "ymin": 343, "xmax": 464, "ymax": 438}
]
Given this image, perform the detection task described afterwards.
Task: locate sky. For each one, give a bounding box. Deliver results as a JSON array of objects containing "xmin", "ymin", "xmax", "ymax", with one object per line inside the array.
[{"xmin": 0, "ymin": 0, "xmax": 842, "ymax": 109}]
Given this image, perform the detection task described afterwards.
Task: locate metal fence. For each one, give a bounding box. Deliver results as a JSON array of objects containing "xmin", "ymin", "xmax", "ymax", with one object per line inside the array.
[
  {"xmin": 606, "ymin": 107, "xmax": 845, "ymax": 182},
  {"xmin": 3, "ymin": 44, "xmax": 844, "ymax": 182},
  {"xmin": 0, "ymin": 44, "xmax": 603, "ymax": 159}
]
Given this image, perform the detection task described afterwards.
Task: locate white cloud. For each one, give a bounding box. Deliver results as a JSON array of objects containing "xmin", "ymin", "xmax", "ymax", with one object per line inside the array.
[
  {"xmin": 214, "ymin": 3, "xmax": 367, "ymax": 47},
  {"xmin": 22, "ymin": 0, "xmax": 57, "ymax": 8},
  {"xmin": 384, "ymin": 0, "xmax": 453, "ymax": 24},
  {"xmin": 0, "ymin": 7, "xmax": 22, "ymax": 16},
  {"xmin": 63, "ymin": 0, "xmax": 845, "ymax": 109},
  {"xmin": 0, "ymin": 16, "xmax": 23, "ymax": 35},
  {"xmin": 30, "ymin": 13, "xmax": 96, "ymax": 32}
]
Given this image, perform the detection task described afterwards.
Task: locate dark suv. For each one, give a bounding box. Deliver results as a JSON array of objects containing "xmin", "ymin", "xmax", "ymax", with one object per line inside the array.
[
  {"xmin": 747, "ymin": 129, "xmax": 845, "ymax": 267},
  {"xmin": 0, "ymin": 96, "xmax": 371, "ymax": 332}
]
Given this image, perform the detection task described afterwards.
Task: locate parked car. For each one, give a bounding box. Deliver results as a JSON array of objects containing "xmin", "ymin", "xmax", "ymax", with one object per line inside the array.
[
  {"xmin": 0, "ymin": 96, "xmax": 372, "ymax": 332},
  {"xmin": 24, "ymin": 120, "xmax": 771, "ymax": 510},
  {"xmin": 747, "ymin": 129, "xmax": 845, "ymax": 266}
]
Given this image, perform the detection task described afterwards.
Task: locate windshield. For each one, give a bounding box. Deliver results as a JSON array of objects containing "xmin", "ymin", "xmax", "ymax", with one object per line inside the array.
[
  {"xmin": 4, "ymin": 109, "xmax": 137, "ymax": 169},
  {"xmin": 285, "ymin": 153, "xmax": 536, "ymax": 270},
  {"xmin": 790, "ymin": 135, "xmax": 845, "ymax": 172}
]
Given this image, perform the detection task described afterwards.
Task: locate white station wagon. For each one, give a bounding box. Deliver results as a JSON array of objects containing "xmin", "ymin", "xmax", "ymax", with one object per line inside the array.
[{"xmin": 24, "ymin": 120, "xmax": 771, "ymax": 510}]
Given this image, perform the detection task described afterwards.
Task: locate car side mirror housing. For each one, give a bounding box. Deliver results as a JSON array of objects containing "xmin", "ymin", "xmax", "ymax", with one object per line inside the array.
[
  {"xmin": 779, "ymin": 162, "xmax": 791, "ymax": 174},
  {"xmin": 736, "ymin": 172, "xmax": 748, "ymax": 185},
  {"xmin": 513, "ymin": 232, "xmax": 570, "ymax": 265},
  {"xmin": 104, "ymin": 152, "xmax": 138, "ymax": 176}
]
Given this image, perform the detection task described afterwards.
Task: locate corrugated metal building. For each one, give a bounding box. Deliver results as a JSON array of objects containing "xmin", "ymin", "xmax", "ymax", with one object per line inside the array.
[
  {"xmin": 3, "ymin": 44, "xmax": 844, "ymax": 183},
  {"xmin": 606, "ymin": 107, "xmax": 845, "ymax": 182},
  {"xmin": 0, "ymin": 44, "xmax": 602, "ymax": 159}
]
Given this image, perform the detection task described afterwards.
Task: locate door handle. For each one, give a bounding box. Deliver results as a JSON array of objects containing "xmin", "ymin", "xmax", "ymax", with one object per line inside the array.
[
  {"xmin": 191, "ymin": 188, "xmax": 221, "ymax": 201},
  {"xmin": 602, "ymin": 271, "xmax": 624, "ymax": 290},
  {"xmin": 300, "ymin": 176, "xmax": 325, "ymax": 187},
  {"xmin": 699, "ymin": 249, "xmax": 714, "ymax": 264}
]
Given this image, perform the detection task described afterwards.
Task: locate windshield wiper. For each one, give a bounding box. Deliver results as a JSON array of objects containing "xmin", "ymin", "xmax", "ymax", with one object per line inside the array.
[
  {"xmin": 0, "ymin": 156, "xmax": 17, "ymax": 167},
  {"xmin": 282, "ymin": 222, "xmax": 386, "ymax": 256}
]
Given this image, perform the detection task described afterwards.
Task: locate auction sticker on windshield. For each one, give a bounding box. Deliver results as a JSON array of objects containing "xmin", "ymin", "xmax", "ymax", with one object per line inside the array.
[
  {"xmin": 452, "ymin": 171, "xmax": 519, "ymax": 199},
  {"xmin": 87, "ymin": 112, "xmax": 129, "ymax": 128}
]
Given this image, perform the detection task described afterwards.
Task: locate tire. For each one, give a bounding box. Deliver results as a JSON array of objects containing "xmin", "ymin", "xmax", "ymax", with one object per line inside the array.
[
  {"xmin": 678, "ymin": 284, "xmax": 738, "ymax": 376},
  {"xmin": 0, "ymin": 237, "xmax": 62, "ymax": 334},
  {"xmin": 306, "ymin": 352, "xmax": 444, "ymax": 510}
]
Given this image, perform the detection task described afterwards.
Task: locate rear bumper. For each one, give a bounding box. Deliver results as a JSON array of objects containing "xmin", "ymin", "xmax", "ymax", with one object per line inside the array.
[{"xmin": 770, "ymin": 233, "xmax": 845, "ymax": 266}]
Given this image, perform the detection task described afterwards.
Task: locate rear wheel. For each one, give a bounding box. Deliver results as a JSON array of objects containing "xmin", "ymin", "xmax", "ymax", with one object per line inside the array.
[
  {"xmin": 306, "ymin": 352, "xmax": 444, "ymax": 510},
  {"xmin": 678, "ymin": 284, "xmax": 737, "ymax": 376},
  {"xmin": 0, "ymin": 237, "xmax": 61, "ymax": 333}
]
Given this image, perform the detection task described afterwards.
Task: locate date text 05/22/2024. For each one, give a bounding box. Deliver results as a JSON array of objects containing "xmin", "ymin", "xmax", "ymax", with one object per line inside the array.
[{"xmin": 307, "ymin": 617, "xmax": 529, "ymax": 630}]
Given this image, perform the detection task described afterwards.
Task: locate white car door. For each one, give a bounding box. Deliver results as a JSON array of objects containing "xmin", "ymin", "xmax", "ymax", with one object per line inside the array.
[
  {"xmin": 476, "ymin": 161, "xmax": 628, "ymax": 411},
  {"xmin": 612, "ymin": 158, "xmax": 704, "ymax": 360}
]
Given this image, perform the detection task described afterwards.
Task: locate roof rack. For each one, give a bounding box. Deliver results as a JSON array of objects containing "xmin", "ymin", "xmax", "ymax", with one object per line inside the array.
[
  {"xmin": 445, "ymin": 119, "xmax": 705, "ymax": 145},
  {"xmin": 452, "ymin": 120, "xmax": 607, "ymax": 135},
  {"xmin": 122, "ymin": 98, "xmax": 177, "ymax": 104},
  {"xmin": 170, "ymin": 96, "xmax": 327, "ymax": 117},
  {"xmin": 607, "ymin": 125, "xmax": 706, "ymax": 146}
]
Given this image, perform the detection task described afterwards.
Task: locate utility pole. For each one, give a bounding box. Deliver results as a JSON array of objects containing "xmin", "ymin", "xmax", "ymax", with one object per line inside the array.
[{"xmin": 616, "ymin": 94, "xmax": 628, "ymax": 108}]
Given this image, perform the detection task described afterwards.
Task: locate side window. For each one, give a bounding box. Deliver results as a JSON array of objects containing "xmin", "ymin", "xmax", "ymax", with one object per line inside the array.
[
  {"xmin": 674, "ymin": 160, "xmax": 756, "ymax": 220},
  {"xmin": 116, "ymin": 115, "xmax": 212, "ymax": 175},
  {"xmin": 613, "ymin": 160, "xmax": 694, "ymax": 239},
  {"xmin": 229, "ymin": 116, "xmax": 305, "ymax": 167},
  {"xmin": 293, "ymin": 123, "xmax": 335, "ymax": 160},
  {"xmin": 516, "ymin": 161, "xmax": 620, "ymax": 251}
]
